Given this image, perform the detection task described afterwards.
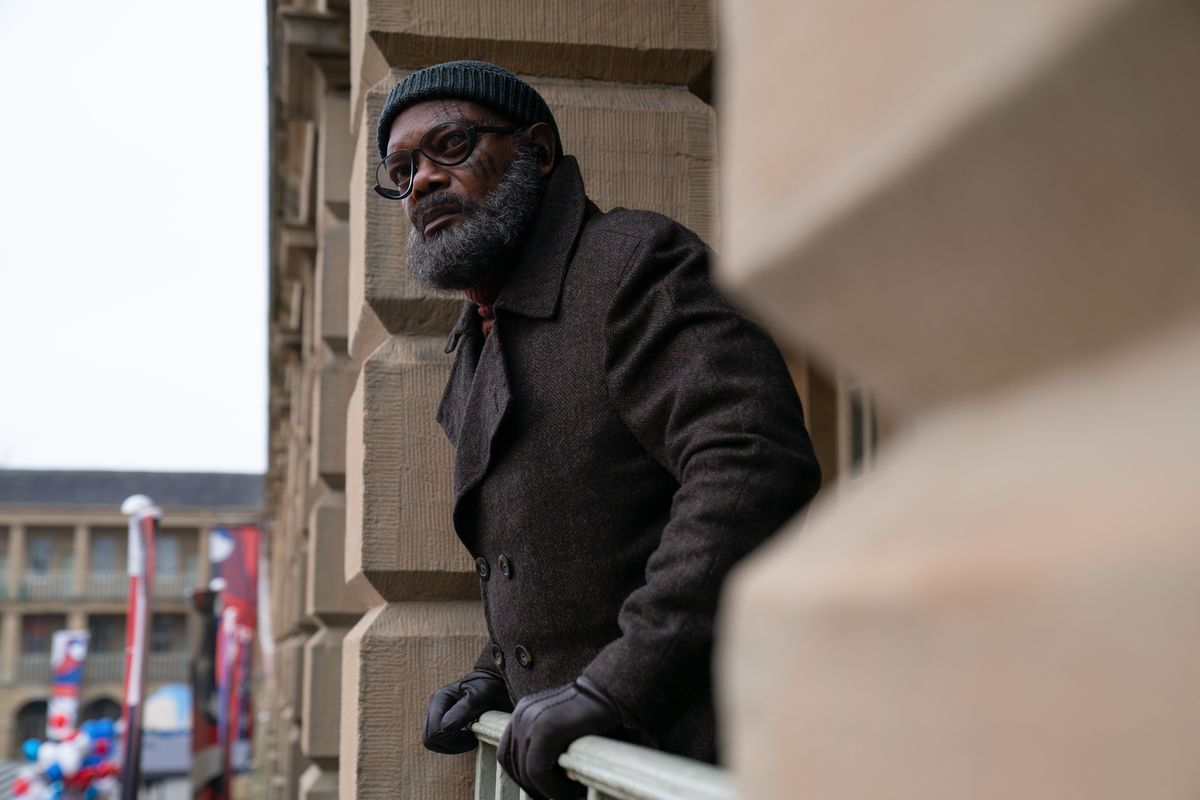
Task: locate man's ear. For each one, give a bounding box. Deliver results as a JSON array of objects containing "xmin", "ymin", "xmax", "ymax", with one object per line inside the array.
[{"xmin": 525, "ymin": 122, "xmax": 557, "ymax": 175}]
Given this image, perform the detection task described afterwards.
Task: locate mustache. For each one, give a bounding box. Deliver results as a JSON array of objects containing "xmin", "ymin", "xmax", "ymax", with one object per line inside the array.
[{"xmin": 410, "ymin": 192, "xmax": 478, "ymax": 230}]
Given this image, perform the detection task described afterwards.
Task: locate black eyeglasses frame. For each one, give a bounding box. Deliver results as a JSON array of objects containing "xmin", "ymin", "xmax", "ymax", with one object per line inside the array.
[{"xmin": 373, "ymin": 123, "xmax": 525, "ymax": 200}]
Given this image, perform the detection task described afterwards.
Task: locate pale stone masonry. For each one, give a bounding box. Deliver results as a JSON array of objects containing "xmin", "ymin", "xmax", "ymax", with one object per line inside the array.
[
  {"xmin": 718, "ymin": 0, "xmax": 1200, "ymax": 798},
  {"xmin": 265, "ymin": 2, "xmax": 879, "ymax": 798}
]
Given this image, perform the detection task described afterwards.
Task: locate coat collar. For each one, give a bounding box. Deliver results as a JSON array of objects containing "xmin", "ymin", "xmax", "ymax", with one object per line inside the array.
[
  {"xmin": 443, "ymin": 155, "xmax": 591, "ymax": 354},
  {"xmin": 493, "ymin": 155, "xmax": 590, "ymax": 319}
]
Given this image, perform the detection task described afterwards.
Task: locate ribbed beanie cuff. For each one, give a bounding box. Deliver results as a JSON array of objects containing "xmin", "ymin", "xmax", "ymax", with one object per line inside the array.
[{"xmin": 376, "ymin": 60, "xmax": 561, "ymax": 160}]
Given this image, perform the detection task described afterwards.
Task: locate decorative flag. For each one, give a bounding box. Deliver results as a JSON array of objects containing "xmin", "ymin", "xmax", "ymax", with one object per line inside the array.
[
  {"xmin": 119, "ymin": 494, "xmax": 159, "ymax": 800},
  {"xmin": 210, "ymin": 525, "xmax": 259, "ymax": 786},
  {"xmin": 47, "ymin": 629, "xmax": 90, "ymax": 741}
]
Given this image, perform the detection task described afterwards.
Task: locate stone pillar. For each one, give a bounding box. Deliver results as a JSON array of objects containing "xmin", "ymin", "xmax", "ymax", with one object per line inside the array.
[
  {"xmin": 72, "ymin": 524, "xmax": 89, "ymax": 597},
  {"xmin": 717, "ymin": 1, "xmax": 1200, "ymax": 798},
  {"xmin": 300, "ymin": 492, "xmax": 361, "ymax": 793},
  {"xmin": 7, "ymin": 523, "xmax": 24, "ymax": 600},
  {"xmin": 0, "ymin": 610, "xmax": 20, "ymax": 683}
]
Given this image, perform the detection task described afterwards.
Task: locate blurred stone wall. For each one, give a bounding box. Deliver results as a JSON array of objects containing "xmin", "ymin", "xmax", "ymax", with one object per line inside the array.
[{"xmin": 718, "ymin": 1, "xmax": 1200, "ymax": 798}]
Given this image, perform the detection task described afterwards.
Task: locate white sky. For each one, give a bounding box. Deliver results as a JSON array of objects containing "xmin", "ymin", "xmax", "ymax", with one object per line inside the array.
[{"xmin": 0, "ymin": 1, "xmax": 268, "ymax": 473}]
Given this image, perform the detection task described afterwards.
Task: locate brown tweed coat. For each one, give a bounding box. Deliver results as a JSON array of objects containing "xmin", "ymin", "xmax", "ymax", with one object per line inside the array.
[{"xmin": 436, "ymin": 156, "xmax": 820, "ymax": 763}]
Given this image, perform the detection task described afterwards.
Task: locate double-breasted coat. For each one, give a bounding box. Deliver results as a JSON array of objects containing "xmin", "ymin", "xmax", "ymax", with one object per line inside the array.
[{"xmin": 436, "ymin": 156, "xmax": 821, "ymax": 762}]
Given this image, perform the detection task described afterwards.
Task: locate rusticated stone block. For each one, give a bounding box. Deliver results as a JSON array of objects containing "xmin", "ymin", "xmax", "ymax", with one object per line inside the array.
[
  {"xmin": 347, "ymin": 108, "xmax": 422, "ymax": 359},
  {"xmin": 299, "ymin": 764, "xmax": 339, "ymax": 800},
  {"xmin": 353, "ymin": 73, "xmax": 717, "ymax": 340},
  {"xmin": 278, "ymin": 542, "xmax": 311, "ymax": 638},
  {"xmin": 535, "ymin": 77, "xmax": 717, "ymax": 246},
  {"xmin": 721, "ymin": 321, "xmax": 1200, "ymax": 800},
  {"xmin": 311, "ymin": 352, "xmax": 358, "ymax": 488},
  {"xmin": 306, "ymin": 492, "xmax": 362, "ymax": 621},
  {"xmin": 345, "ymin": 335, "xmax": 477, "ymax": 602},
  {"xmin": 340, "ymin": 601, "xmax": 487, "ymax": 800},
  {"xmin": 302, "ymin": 626, "xmax": 349, "ymax": 759},
  {"xmin": 278, "ymin": 634, "xmax": 308, "ymax": 716},
  {"xmin": 318, "ymin": 89, "xmax": 353, "ymax": 219},
  {"xmin": 351, "ymin": 79, "xmax": 463, "ymax": 337},
  {"xmin": 279, "ymin": 720, "xmax": 309, "ymax": 800},
  {"xmin": 316, "ymin": 211, "xmax": 350, "ymax": 353},
  {"xmin": 719, "ymin": 0, "xmax": 1200, "ymax": 416},
  {"xmin": 358, "ymin": 0, "xmax": 713, "ymax": 86},
  {"xmin": 348, "ymin": 0, "xmax": 714, "ymax": 138}
]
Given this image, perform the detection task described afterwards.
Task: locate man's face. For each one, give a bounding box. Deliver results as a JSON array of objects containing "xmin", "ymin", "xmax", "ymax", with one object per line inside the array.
[
  {"xmin": 384, "ymin": 98, "xmax": 553, "ymax": 292},
  {"xmin": 386, "ymin": 99, "xmax": 520, "ymax": 239}
]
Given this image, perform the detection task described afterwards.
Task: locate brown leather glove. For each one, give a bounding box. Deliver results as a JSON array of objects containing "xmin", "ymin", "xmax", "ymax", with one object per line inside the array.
[
  {"xmin": 422, "ymin": 668, "xmax": 513, "ymax": 754},
  {"xmin": 497, "ymin": 676, "xmax": 622, "ymax": 800}
]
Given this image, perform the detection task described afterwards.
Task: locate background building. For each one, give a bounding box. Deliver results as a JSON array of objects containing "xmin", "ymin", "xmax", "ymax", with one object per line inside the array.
[{"xmin": 0, "ymin": 470, "xmax": 263, "ymax": 761}]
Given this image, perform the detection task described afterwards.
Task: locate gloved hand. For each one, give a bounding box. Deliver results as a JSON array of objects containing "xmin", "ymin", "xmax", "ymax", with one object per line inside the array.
[
  {"xmin": 497, "ymin": 676, "xmax": 623, "ymax": 800},
  {"xmin": 422, "ymin": 668, "xmax": 513, "ymax": 754}
]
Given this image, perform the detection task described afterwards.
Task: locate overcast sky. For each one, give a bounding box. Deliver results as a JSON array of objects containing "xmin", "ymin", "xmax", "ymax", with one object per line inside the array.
[{"xmin": 0, "ymin": 1, "xmax": 267, "ymax": 473}]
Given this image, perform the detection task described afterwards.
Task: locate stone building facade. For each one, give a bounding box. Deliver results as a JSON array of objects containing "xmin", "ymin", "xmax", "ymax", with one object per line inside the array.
[
  {"xmin": 265, "ymin": 0, "xmax": 1200, "ymax": 797},
  {"xmin": 262, "ymin": 1, "xmax": 885, "ymax": 798},
  {"xmin": 0, "ymin": 470, "xmax": 263, "ymax": 761}
]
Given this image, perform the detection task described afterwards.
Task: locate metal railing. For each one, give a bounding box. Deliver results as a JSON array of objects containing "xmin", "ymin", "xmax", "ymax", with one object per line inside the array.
[
  {"xmin": 19, "ymin": 573, "xmax": 74, "ymax": 600},
  {"xmin": 84, "ymin": 652, "xmax": 125, "ymax": 683},
  {"xmin": 151, "ymin": 573, "xmax": 195, "ymax": 602},
  {"xmin": 17, "ymin": 653, "xmax": 51, "ymax": 684},
  {"xmin": 146, "ymin": 651, "xmax": 190, "ymax": 683},
  {"xmin": 469, "ymin": 711, "xmax": 735, "ymax": 800},
  {"xmin": 86, "ymin": 571, "xmax": 127, "ymax": 600}
]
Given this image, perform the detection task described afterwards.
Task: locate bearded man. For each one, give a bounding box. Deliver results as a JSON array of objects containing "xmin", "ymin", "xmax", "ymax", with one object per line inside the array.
[{"xmin": 375, "ymin": 60, "xmax": 821, "ymax": 800}]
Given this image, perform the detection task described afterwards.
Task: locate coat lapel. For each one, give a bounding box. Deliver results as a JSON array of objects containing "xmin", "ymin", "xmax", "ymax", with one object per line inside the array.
[
  {"xmin": 450, "ymin": 324, "xmax": 512, "ymax": 505},
  {"xmin": 435, "ymin": 301, "xmax": 475, "ymax": 446},
  {"xmin": 435, "ymin": 156, "xmax": 594, "ymax": 538}
]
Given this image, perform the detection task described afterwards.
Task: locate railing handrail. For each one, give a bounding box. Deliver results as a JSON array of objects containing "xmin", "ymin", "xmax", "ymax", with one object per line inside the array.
[{"xmin": 470, "ymin": 711, "xmax": 735, "ymax": 800}]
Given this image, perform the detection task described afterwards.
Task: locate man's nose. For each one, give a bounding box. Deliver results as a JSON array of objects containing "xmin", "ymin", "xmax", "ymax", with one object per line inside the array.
[{"xmin": 410, "ymin": 152, "xmax": 450, "ymax": 198}]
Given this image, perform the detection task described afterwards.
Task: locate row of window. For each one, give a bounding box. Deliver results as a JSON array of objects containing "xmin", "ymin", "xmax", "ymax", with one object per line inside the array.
[
  {"xmin": 17, "ymin": 612, "xmax": 188, "ymax": 654},
  {"xmin": 0, "ymin": 526, "xmax": 201, "ymax": 577}
]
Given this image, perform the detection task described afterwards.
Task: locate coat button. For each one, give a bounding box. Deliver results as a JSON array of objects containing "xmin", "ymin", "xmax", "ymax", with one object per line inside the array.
[
  {"xmin": 515, "ymin": 645, "xmax": 534, "ymax": 669},
  {"xmin": 498, "ymin": 554, "xmax": 514, "ymax": 579},
  {"xmin": 475, "ymin": 557, "xmax": 490, "ymax": 579},
  {"xmin": 491, "ymin": 644, "xmax": 504, "ymax": 670}
]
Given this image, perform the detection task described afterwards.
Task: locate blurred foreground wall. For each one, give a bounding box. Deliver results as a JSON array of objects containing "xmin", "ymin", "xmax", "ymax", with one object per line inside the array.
[{"xmin": 718, "ymin": 0, "xmax": 1200, "ymax": 798}]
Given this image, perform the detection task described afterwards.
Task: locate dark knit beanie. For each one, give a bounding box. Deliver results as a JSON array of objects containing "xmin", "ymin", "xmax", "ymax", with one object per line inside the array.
[{"xmin": 376, "ymin": 60, "xmax": 561, "ymax": 161}]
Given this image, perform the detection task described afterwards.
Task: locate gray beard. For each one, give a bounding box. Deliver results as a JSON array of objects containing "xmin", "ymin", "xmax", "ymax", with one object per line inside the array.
[{"xmin": 406, "ymin": 145, "xmax": 548, "ymax": 292}]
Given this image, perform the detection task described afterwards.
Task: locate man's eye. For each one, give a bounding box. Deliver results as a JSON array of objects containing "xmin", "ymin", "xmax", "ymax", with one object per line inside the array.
[
  {"xmin": 433, "ymin": 132, "xmax": 468, "ymax": 157},
  {"xmin": 389, "ymin": 161, "xmax": 412, "ymax": 182}
]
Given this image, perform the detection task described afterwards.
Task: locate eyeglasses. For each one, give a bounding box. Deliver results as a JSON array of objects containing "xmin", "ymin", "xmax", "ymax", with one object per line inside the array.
[{"xmin": 374, "ymin": 121, "xmax": 524, "ymax": 200}]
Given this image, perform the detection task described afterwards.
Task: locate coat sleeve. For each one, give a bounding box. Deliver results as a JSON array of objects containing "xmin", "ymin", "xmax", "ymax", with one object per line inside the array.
[{"xmin": 581, "ymin": 219, "xmax": 821, "ymax": 729}]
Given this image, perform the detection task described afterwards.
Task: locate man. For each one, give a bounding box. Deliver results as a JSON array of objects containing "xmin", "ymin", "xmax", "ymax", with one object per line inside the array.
[{"xmin": 375, "ymin": 60, "xmax": 821, "ymax": 799}]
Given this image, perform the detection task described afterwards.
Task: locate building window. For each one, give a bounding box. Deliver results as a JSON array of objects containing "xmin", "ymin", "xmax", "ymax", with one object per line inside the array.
[
  {"xmin": 157, "ymin": 534, "xmax": 180, "ymax": 577},
  {"xmin": 91, "ymin": 533, "xmax": 120, "ymax": 573},
  {"xmin": 21, "ymin": 614, "xmax": 67, "ymax": 654},
  {"xmin": 27, "ymin": 534, "xmax": 54, "ymax": 574},
  {"xmin": 88, "ymin": 614, "xmax": 126, "ymax": 653},
  {"xmin": 151, "ymin": 614, "xmax": 187, "ymax": 653}
]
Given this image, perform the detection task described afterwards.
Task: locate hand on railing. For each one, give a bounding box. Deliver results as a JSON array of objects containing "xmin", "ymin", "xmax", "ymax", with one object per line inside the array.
[
  {"xmin": 498, "ymin": 677, "xmax": 622, "ymax": 800},
  {"xmin": 422, "ymin": 668, "xmax": 513, "ymax": 754},
  {"xmin": 471, "ymin": 711, "xmax": 736, "ymax": 800}
]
